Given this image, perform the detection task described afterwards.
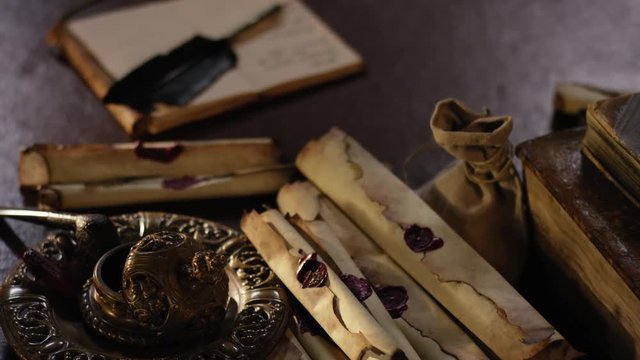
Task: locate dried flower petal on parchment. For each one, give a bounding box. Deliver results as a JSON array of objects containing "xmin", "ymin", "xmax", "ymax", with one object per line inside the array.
[
  {"xmin": 374, "ymin": 284, "xmax": 409, "ymax": 319},
  {"xmin": 297, "ymin": 253, "xmax": 328, "ymax": 288},
  {"xmin": 162, "ymin": 176, "xmax": 201, "ymax": 190},
  {"xmin": 135, "ymin": 142, "xmax": 184, "ymax": 163},
  {"xmin": 403, "ymin": 225, "xmax": 443, "ymax": 253},
  {"xmin": 340, "ymin": 274, "xmax": 372, "ymax": 301}
]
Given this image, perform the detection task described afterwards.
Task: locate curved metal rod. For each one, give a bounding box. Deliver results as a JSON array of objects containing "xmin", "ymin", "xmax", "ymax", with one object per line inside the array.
[
  {"xmin": 0, "ymin": 207, "xmax": 84, "ymax": 259},
  {"xmin": 0, "ymin": 207, "xmax": 80, "ymax": 229},
  {"xmin": 0, "ymin": 207, "xmax": 119, "ymax": 254}
]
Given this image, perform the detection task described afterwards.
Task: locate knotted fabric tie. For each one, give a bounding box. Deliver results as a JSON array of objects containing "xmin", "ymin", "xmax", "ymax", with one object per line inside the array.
[{"xmin": 463, "ymin": 143, "xmax": 515, "ymax": 184}]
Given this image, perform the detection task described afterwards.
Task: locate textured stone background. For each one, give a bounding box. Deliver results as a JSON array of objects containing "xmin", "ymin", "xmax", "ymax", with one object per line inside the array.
[{"xmin": 1, "ymin": 0, "xmax": 640, "ymax": 358}]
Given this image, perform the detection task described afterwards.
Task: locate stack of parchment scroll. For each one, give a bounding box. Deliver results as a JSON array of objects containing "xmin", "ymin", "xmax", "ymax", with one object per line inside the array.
[{"xmin": 242, "ymin": 127, "xmax": 578, "ymax": 359}]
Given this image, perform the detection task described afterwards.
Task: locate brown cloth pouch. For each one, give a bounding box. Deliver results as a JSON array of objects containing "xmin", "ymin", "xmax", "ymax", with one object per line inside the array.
[{"xmin": 418, "ymin": 98, "xmax": 528, "ymax": 284}]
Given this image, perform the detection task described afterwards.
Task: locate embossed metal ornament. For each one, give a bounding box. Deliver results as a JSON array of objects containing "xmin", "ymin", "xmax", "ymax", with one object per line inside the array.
[
  {"xmin": 0, "ymin": 212, "xmax": 289, "ymax": 360},
  {"xmin": 123, "ymin": 232, "xmax": 228, "ymax": 336},
  {"xmin": 81, "ymin": 231, "xmax": 230, "ymax": 347}
]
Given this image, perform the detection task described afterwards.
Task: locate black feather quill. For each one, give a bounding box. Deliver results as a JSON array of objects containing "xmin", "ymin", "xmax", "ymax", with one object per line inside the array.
[{"xmin": 104, "ymin": 4, "xmax": 282, "ymax": 113}]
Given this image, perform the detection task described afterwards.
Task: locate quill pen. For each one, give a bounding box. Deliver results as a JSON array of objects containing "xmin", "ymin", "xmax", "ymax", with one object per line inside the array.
[{"xmin": 104, "ymin": 4, "xmax": 282, "ymax": 113}]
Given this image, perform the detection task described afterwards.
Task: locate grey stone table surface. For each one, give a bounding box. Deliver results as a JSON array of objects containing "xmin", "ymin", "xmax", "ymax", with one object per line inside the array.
[{"xmin": 2, "ymin": 0, "xmax": 640, "ymax": 358}]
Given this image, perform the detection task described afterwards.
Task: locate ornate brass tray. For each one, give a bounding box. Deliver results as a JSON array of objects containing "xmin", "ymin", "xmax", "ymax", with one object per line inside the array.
[{"xmin": 0, "ymin": 212, "xmax": 290, "ymax": 359}]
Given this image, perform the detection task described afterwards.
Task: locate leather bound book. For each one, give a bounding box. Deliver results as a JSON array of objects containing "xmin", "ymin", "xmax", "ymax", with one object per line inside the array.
[
  {"xmin": 551, "ymin": 83, "xmax": 622, "ymax": 131},
  {"xmin": 518, "ymin": 128, "xmax": 640, "ymax": 360},
  {"xmin": 50, "ymin": 0, "xmax": 363, "ymax": 137},
  {"xmin": 584, "ymin": 94, "xmax": 640, "ymax": 205}
]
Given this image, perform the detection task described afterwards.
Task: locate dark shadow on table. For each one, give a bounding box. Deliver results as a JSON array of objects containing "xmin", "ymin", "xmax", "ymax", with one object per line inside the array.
[{"xmin": 2, "ymin": 345, "xmax": 18, "ymax": 360}]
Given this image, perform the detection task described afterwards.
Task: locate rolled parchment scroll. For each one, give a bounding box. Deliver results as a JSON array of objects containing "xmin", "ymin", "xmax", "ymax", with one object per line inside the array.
[
  {"xmin": 20, "ymin": 139, "xmax": 281, "ymax": 186},
  {"xmin": 19, "ymin": 139, "xmax": 291, "ymax": 209},
  {"xmin": 295, "ymin": 128, "xmax": 577, "ymax": 360},
  {"xmin": 32, "ymin": 165, "xmax": 292, "ymax": 209}
]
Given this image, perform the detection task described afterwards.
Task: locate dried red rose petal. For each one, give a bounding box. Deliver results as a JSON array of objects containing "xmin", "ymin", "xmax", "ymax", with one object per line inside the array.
[
  {"xmin": 387, "ymin": 304, "xmax": 409, "ymax": 319},
  {"xmin": 374, "ymin": 284, "xmax": 408, "ymax": 319},
  {"xmin": 162, "ymin": 176, "xmax": 201, "ymax": 190},
  {"xmin": 135, "ymin": 142, "xmax": 184, "ymax": 163},
  {"xmin": 296, "ymin": 253, "xmax": 328, "ymax": 288},
  {"xmin": 340, "ymin": 274, "xmax": 372, "ymax": 301},
  {"xmin": 428, "ymin": 236, "xmax": 444, "ymax": 251},
  {"xmin": 404, "ymin": 224, "xmax": 444, "ymax": 252}
]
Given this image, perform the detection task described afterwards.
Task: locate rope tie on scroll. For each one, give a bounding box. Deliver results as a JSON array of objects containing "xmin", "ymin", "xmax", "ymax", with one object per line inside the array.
[{"xmin": 463, "ymin": 142, "xmax": 515, "ymax": 184}]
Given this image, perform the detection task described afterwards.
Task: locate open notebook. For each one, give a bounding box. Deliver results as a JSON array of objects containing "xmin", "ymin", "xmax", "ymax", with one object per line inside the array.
[{"xmin": 55, "ymin": 0, "xmax": 363, "ymax": 136}]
